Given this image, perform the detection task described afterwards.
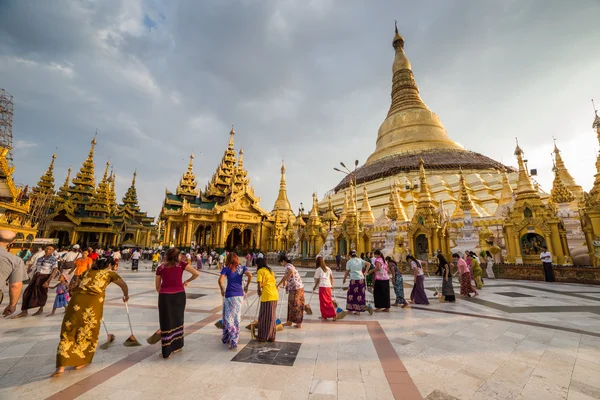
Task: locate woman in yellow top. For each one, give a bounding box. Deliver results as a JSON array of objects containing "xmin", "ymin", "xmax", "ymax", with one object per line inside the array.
[{"xmin": 253, "ymin": 258, "xmax": 278, "ymax": 342}]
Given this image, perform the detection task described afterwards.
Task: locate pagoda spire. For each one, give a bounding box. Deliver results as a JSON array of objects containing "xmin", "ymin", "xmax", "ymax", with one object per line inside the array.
[
  {"xmin": 360, "ymin": 184, "xmax": 375, "ymax": 225},
  {"xmin": 551, "ymin": 158, "xmax": 575, "ymax": 204},
  {"xmin": 417, "ymin": 158, "xmax": 434, "ymax": 204},
  {"xmin": 552, "ymin": 139, "xmax": 582, "ymax": 201},
  {"xmin": 33, "ymin": 153, "xmax": 56, "ymax": 196},
  {"xmin": 70, "ymin": 136, "xmax": 97, "ymax": 205},
  {"xmin": 272, "ymin": 160, "xmax": 292, "ymax": 212},
  {"xmin": 589, "ymin": 105, "xmax": 600, "ymax": 201},
  {"xmin": 387, "ymin": 180, "xmax": 407, "ymax": 222},
  {"xmin": 453, "ymin": 168, "xmax": 481, "ymax": 218},
  {"xmin": 204, "ymin": 126, "xmax": 241, "ymax": 201},
  {"xmin": 338, "ymin": 190, "xmax": 349, "ymax": 224},
  {"xmin": 55, "ymin": 165, "xmax": 72, "ymax": 206},
  {"xmin": 513, "ymin": 138, "xmax": 539, "ymax": 201},
  {"xmin": 321, "ymin": 193, "xmax": 338, "ymax": 229},
  {"xmin": 176, "ymin": 153, "xmax": 199, "ymax": 198},
  {"xmin": 107, "ymin": 168, "xmax": 117, "ymax": 213},
  {"xmin": 86, "ymin": 159, "xmax": 112, "ymax": 216},
  {"xmin": 498, "ymin": 167, "xmax": 514, "ymax": 207},
  {"xmin": 366, "ymin": 25, "xmax": 462, "ymax": 163},
  {"xmin": 308, "ymin": 192, "xmax": 322, "ymax": 226},
  {"xmin": 119, "ymin": 170, "xmax": 140, "ymax": 213}
]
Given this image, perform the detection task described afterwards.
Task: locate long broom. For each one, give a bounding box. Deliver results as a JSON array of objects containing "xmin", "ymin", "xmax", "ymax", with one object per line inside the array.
[
  {"xmin": 98, "ymin": 319, "xmax": 115, "ymax": 350},
  {"xmin": 246, "ymin": 294, "xmax": 260, "ymax": 330},
  {"xmin": 304, "ymin": 290, "xmax": 314, "ymax": 315},
  {"xmin": 275, "ymin": 289, "xmax": 284, "ymax": 332},
  {"xmin": 123, "ymin": 302, "xmax": 142, "ymax": 347},
  {"xmin": 333, "ymin": 287, "xmax": 347, "ymax": 320}
]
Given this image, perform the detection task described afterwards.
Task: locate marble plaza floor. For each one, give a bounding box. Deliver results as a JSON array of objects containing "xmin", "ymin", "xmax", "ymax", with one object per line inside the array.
[{"xmin": 1, "ymin": 260, "xmax": 600, "ymax": 400}]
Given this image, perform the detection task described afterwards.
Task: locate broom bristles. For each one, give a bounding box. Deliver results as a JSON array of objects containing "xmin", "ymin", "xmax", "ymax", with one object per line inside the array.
[
  {"xmin": 304, "ymin": 305, "xmax": 313, "ymax": 315},
  {"xmin": 215, "ymin": 320, "xmax": 223, "ymax": 329},
  {"xmin": 336, "ymin": 310, "xmax": 348, "ymax": 320}
]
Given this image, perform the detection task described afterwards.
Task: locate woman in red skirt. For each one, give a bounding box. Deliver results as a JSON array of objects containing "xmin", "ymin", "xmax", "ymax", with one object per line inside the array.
[{"xmin": 313, "ymin": 256, "xmax": 336, "ymax": 321}]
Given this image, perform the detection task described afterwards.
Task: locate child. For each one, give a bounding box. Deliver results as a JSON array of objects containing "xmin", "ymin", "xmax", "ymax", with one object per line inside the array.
[
  {"xmin": 152, "ymin": 251, "xmax": 160, "ymax": 271},
  {"xmin": 47, "ymin": 272, "xmax": 70, "ymax": 316}
]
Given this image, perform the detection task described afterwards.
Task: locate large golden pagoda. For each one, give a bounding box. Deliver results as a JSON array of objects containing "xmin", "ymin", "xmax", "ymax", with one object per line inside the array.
[{"xmin": 41, "ymin": 136, "xmax": 155, "ymax": 248}]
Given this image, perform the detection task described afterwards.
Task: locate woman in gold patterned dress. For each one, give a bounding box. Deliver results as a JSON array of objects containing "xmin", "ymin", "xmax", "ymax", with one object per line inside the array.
[{"xmin": 52, "ymin": 256, "xmax": 129, "ymax": 377}]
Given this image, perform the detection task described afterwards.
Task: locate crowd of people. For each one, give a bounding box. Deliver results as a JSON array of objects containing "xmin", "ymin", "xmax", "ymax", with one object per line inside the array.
[{"xmin": 0, "ymin": 226, "xmax": 507, "ymax": 379}]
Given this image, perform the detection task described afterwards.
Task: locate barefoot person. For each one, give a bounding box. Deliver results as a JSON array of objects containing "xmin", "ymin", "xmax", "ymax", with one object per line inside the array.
[
  {"xmin": 147, "ymin": 247, "xmax": 200, "ymax": 359},
  {"xmin": 218, "ymin": 252, "xmax": 252, "ymax": 349},
  {"xmin": 52, "ymin": 256, "xmax": 129, "ymax": 377},
  {"xmin": 253, "ymin": 258, "xmax": 278, "ymax": 342},
  {"xmin": 46, "ymin": 272, "xmax": 70, "ymax": 316},
  {"xmin": 343, "ymin": 250, "xmax": 369, "ymax": 315},
  {"xmin": 276, "ymin": 254, "xmax": 304, "ymax": 329},
  {"xmin": 0, "ymin": 230, "xmax": 28, "ymax": 317},
  {"xmin": 313, "ymin": 256, "xmax": 336, "ymax": 321},
  {"xmin": 12, "ymin": 245, "xmax": 59, "ymax": 318}
]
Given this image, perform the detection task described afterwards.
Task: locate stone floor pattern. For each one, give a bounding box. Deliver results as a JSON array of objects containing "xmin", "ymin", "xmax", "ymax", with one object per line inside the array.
[{"xmin": 1, "ymin": 260, "xmax": 600, "ymax": 399}]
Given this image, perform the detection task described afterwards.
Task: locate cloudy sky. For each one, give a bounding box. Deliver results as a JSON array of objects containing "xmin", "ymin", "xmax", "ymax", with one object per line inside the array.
[{"xmin": 1, "ymin": 0, "xmax": 600, "ymax": 219}]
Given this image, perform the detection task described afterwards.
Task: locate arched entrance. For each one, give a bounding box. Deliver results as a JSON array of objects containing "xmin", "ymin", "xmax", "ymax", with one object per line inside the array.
[
  {"xmin": 520, "ymin": 233, "xmax": 546, "ymax": 260},
  {"xmin": 338, "ymin": 238, "xmax": 347, "ymax": 257},
  {"xmin": 302, "ymin": 239, "xmax": 308, "ymax": 258},
  {"xmin": 226, "ymin": 228, "xmax": 243, "ymax": 251},
  {"xmin": 415, "ymin": 234, "xmax": 428, "ymax": 260},
  {"xmin": 50, "ymin": 231, "xmax": 70, "ymax": 248},
  {"xmin": 242, "ymin": 228, "xmax": 252, "ymax": 249}
]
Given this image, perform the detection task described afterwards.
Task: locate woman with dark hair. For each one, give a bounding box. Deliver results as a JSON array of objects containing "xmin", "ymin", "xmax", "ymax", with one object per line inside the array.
[
  {"xmin": 276, "ymin": 254, "xmax": 304, "ymax": 329},
  {"xmin": 343, "ymin": 250, "xmax": 370, "ymax": 315},
  {"xmin": 407, "ymin": 255, "xmax": 429, "ymax": 305},
  {"xmin": 371, "ymin": 250, "xmax": 390, "ymax": 312},
  {"xmin": 453, "ymin": 253, "xmax": 478, "ymax": 297},
  {"xmin": 253, "ymin": 257, "xmax": 278, "ymax": 341},
  {"xmin": 148, "ymin": 247, "xmax": 200, "ymax": 359},
  {"xmin": 313, "ymin": 256, "xmax": 336, "ymax": 320},
  {"xmin": 386, "ymin": 256, "xmax": 408, "ymax": 308},
  {"xmin": 436, "ymin": 253, "xmax": 455, "ymax": 302},
  {"xmin": 218, "ymin": 252, "xmax": 252, "ymax": 349},
  {"xmin": 52, "ymin": 256, "xmax": 129, "ymax": 377}
]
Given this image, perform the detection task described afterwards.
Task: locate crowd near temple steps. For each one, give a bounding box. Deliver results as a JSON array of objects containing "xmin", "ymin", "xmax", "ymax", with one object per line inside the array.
[{"xmin": 0, "ymin": 25, "xmax": 599, "ymax": 400}]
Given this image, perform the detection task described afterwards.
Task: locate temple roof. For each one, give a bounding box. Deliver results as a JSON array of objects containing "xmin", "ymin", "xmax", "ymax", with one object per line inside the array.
[
  {"xmin": 272, "ymin": 161, "xmax": 292, "ymax": 212},
  {"xmin": 334, "ymin": 148, "xmax": 510, "ymax": 192}
]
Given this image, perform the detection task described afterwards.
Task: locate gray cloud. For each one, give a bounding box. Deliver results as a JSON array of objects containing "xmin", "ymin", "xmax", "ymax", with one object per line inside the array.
[{"xmin": 1, "ymin": 0, "xmax": 599, "ymax": 219}]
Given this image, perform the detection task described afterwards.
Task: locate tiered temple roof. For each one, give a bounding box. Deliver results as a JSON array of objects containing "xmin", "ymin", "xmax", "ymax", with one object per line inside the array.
[{"xmin": 32, "ymin": 154, "xmax": 56, "ymax": 196}]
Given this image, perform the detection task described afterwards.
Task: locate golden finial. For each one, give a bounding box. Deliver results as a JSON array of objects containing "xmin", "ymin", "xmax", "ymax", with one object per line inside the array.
[
  {"xmin": 132, "ymin": 170, "xmax": 137, "ymax": 186},
  {"xmin": 281, "ymin": 158, "xmax": 286, "ymax": 174},
  {"xmin": 188, "ymin": 153, "xmax": 194, "ymax": 172},
  {"xmin": 103, "ymin": 161, "xmax": 110, "ymax": 180},
  {"xmin": 593, "ymin": 99, "xmax": 600, "ymax": 129},
  {"xmin": 551, "ymin": 152, "xmax": 575, "ymax": 204},
  {"xmin": 514, "ymin": 137, "xmax": 523, "ymax": 155},
  {"xmin": 393, "ymin": 20, "xmax": 404, "ymax": 48},
  {"xmin": 230, "ymin": 122, "xmax": 235, "ymax": 135}
]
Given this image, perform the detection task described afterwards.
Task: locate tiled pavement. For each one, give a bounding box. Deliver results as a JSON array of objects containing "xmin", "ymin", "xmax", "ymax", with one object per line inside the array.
[{"xmin": 1, "ymin": 260, "xmax": 599, "ymax": 399}]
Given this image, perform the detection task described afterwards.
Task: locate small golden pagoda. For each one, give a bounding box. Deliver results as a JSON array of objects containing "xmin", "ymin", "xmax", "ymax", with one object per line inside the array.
[
  {"xmin": 502, "ymin": 141, "xmax": 568, "ymax": 264},
  {"xmin": 42, "ymin": 136, "xmax": 155, "ymax": 247},
  {"xmin": 159, "ymin": 126, "xmax": 271, "ymax": 251},
  {"xmin": 268, "ymin": 161, "xmax": 296, "ymax": 252}
]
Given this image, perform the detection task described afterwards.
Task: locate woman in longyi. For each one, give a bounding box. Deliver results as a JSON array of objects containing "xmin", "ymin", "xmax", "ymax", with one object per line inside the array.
[{"xmin": 52, "ymin": 257, "xmax": 129, "ymax": 377}]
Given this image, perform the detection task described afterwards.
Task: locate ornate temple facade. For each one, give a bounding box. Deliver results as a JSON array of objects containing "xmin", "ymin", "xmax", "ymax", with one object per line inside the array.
[
  {"xmin": 159, "ymin": 127, "xmax": 279, "ymax": 251},
  {"xmin": 0, "ymin": 146, "xmax": 37, "ymax": 244},
  {"xmin": 36, "ymin": 137, "xmax": 156, "ymax": 248}
]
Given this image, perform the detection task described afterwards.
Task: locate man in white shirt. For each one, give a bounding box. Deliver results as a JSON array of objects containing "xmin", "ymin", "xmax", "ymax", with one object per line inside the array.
[
  {"xmin": 540, "ymin": 246, "xmax": 555, "ymax": 282},
  {"xmin": 62, "ymin": 244, "xmax": 81, "ymax": 272},
  {"xmin": 131, "ymin": 248, "xmax": 141, "ymax": 271},
  {"xmin": 12, "ymin": 245, "xmax": 59, "ymax": 318}
]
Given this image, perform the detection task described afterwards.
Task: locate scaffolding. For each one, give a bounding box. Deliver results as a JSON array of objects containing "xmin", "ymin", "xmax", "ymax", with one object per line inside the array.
[{"xmin": 0, "ymin": 89, "xmax": 14, "ymax": 163}]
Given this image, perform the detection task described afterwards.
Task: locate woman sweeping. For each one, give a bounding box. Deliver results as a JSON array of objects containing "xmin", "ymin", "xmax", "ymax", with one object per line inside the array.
[
  {"xmin": 313, "ymin": 256, "xmax": 336, "ymax": 321},
  {"xmin": 218, "ymin": 252, "xmax": 252, "ymax": 349},
  {"xmin": 454, "ymin": 253, "xmax": 478, "ymax": 298},
  {"xmin": 408, "ymin": 255, "xmax": 429, "ymax": 305},
  {"xmin": 386, "ymin": 256, "xmax": 408, "ymax": 308},
  {"xmin": 149, "ymin": 247, "xmax": 200, "ymax": 359},
  {"xmin": 276, "ymin": 255, "xmax": 304, "ymax": 329},
  {"xmin": 343, "ymin": 250, "xmax": 369, "ymax": 315},
  {"xmin": 437, "ymin": 253, "xmax": 456, "ymax": 303},
  {"xmin": 52, "ymin": 256, "xmax": 129, "ymax": 377},
  {"xmin": 469, "ymin": 252, "xmax": 484, "ymax": 289},
  {"xmin": 253, "ymin": 258, "xmax": 278, "ymax": 342},
  {"xmin": 371, "ymin": 250, "xmax": 390, "ymax": 312}
]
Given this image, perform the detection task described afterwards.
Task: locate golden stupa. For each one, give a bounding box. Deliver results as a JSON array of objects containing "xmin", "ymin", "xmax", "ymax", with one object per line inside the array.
[{"xmin": 322, "ymin": 25, "xmax": 530, "ymax": 220}]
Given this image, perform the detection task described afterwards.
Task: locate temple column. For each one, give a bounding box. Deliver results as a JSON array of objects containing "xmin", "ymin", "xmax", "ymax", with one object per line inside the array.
[
  {"xmin": 165, "ymin": 220, "xmax": 172, "ymax": 246},
  {"xmin": 427, "ymin": 234, "xmax": 433, "ymax": 261},
  {"xmin": 544, "ymin": 233, "xmax": 554, "ymax": 263},
  {"xmin": 513, "ymin": 234, "xmax": 521, "ymax": 264},
  {"xmin": 72, "ymin": 231, "xmax": 79, "ymax": 245},
  {"xmin": 99, "ymin": 232, "xmax": 105, "ymax": 247},
  {"xmin": 550, "ymin": 224, "xmax": 565, "ymax": 264}
]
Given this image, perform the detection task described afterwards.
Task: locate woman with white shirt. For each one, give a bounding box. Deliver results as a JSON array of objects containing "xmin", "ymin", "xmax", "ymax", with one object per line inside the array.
[
  {"xmin": 313, "ymin": 256, "xmax": 337, "ymax": 321},
  {"xmin": 407, "ymin": 255, "xmax": 429, "ymax": 305}
]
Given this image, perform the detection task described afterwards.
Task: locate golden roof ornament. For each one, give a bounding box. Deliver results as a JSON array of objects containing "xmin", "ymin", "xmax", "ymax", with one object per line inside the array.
[
  {"xmin": 86, "ymin": 159, "xmax": 112, "ymax": 215},
  {"xmin": 119, "ymin": 170, "xmax": 141, "ymax": 213},
  {"xmin": 513, "ymin": 138, "xmax": 539, "ymax": 201},
  {"xmin": 321, "ymin": 193, "xmax": 338, "ymax": 226},
  {"xmin": 360, "ymin": 184, "xmax": 375, "ymax": 225},
  {"xmin": 339, "ymin": 190, "xmax": 349, "ymax": 224},
  {"xmin": 176, "ymin": 153, "xmax": 199, "ymax": 197},
  {"xmin": 272, "ymin": 159, "xmax": 292, "ymax": 212},
  {"xmin": 308, "ymin": 192, "xmax": 322, "ymax": 226},
  {"xmin": 417, "ymin": 157, "xmax": 433, "ymax": 203},
  {"xmin": 550, "ymin": 159, "xmax": 575, "ymax": 204},
  {"xmin": 552, "ymin": 138, "xmax": 582, "ymax": 201},
  {"xmin": 457, "ymin": 168, "xmax": 481, "ymax": 216},
  {"xmin": 497, "ymin": 166, "xmax": 514, "ymax": 206},
  {"xmin": 33, "ymin": 153, "xmax": 56, "ymax": 195},
  {"xmin": 387, "ymin": 180, "xmax": 407, "ymax": 221}
]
